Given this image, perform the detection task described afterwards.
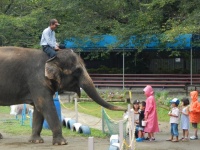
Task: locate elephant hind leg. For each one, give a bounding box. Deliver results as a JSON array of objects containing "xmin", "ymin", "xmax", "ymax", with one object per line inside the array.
[
  {"xmin": 29, "ymin": 107, "xmax": 44, "ymax": 144},
  {"xmin": 0, "ymin": 133, "xmax": 3, "ymax": 139}
]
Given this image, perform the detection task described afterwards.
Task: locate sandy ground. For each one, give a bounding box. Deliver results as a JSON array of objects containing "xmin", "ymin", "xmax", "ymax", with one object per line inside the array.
[
  {"xmin": 136, "ymin": 133, "xmax": 200, "ymax": 150},
  {"xmin": 1, "ymin": 115, "xmax": 200, "ymax": 150},
  {"xmin": 1, "ymin": 131, "xmax": 200, "ymax": 150},
  {"xmin": 0, "ymin": 133, "xmax": 109, "ymax": 150}
]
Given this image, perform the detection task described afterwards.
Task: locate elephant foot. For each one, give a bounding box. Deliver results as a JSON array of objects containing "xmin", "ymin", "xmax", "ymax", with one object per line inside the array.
[
  {"xmin": 29, "ymin": 135, "xmax": 44, "ymax": 144},
  {"xmin": 53, "ymin": 136, "xmax": 68, "ymax": 145},
  {"xmin": 0, "ymin": 133, "xmax": 3, "ymax": 139}
]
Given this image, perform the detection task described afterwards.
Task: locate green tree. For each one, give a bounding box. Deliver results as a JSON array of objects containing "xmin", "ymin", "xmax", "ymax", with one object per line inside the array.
[{"xmin": 0, "ymin": 0, "xmax": 199, "ymax": 48}]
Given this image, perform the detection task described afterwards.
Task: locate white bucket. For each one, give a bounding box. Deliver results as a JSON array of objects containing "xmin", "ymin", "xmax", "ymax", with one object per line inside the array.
[
  {"xmin": 110, "ymin": 135, "xmax": 119, "ymax": 143},
  {"xmin": 142, "ymin": 121, "xmax": 147, "ymax": 126}
]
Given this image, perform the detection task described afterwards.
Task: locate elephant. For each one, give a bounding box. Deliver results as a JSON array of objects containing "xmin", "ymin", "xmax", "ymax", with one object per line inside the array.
[{"xmin": 0, "ymin": 47, "xmax": 125, "ymax": 145}]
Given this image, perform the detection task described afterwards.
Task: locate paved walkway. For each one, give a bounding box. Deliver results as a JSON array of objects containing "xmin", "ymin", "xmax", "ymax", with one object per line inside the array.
[{"xmin": 61, "ymin": 107, "xmax": 102, "ymax": 130}]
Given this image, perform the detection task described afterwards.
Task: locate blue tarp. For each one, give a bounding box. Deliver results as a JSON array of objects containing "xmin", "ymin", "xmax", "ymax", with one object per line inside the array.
[{"xmin": 64, "ymin": 34, "xmax": 192, "ymax": 51}]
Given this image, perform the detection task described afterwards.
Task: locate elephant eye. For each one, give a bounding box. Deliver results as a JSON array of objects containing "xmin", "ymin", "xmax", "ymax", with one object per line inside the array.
[{"xmin": 63, "ymin": 69, "xmax": 72, "ymax": 75}]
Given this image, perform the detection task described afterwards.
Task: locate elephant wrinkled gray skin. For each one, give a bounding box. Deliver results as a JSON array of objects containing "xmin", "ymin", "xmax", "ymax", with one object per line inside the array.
[{"xmin": 0, "ymin": 47, "xmax": 125, "ymax": 145}]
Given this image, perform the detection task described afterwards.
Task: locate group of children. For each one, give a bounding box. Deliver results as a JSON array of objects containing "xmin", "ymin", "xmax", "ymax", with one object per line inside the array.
[
  {"xmin": 128, "ymin": 89, "xmax": 200, "ymax": 143},
  {"xmin": 124, "ymin": 85, "xmax": 160, "ymax": 142},
  {"xmin": 167, "ymin": 91, "xmax": 200, "ymax": 142},
  {"xmin": 131, "ymin": 100, "xmax": 146, "ymax": 142}
]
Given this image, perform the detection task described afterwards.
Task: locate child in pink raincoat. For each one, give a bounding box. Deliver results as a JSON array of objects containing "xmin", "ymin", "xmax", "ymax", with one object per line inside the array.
[{"xmin": 143, "ymin": 85, "xmax": 159, "ymax": 141}]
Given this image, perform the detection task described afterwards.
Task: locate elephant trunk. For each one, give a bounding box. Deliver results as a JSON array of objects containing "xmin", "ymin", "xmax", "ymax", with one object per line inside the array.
[{"xmin": 80, "ymin": 70, "xmax": 125, "ymax": 111}]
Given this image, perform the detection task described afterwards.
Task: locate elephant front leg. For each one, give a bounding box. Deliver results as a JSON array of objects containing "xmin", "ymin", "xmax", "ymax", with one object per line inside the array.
[
  {"xmin": 34, "ymin": 96, "xmax": 67, "ymax": 145},
  {"xmin": 29, "ymin": 107, "xmax": 44, "ymax": 143},
  {"xmin": 43, "ymin": 104, "xmax": 67, "ymax": 145}
]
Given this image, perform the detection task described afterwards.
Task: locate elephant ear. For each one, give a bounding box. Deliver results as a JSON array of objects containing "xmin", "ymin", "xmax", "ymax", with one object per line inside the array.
[{"xmin": 45, "ymin": 62, "xmax": 61, "ymax": 84}]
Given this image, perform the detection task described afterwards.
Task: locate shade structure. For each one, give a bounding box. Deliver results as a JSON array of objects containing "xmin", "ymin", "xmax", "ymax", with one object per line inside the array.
[
  {"xmin": 65, "ymin": 34, "xmax": 194, "ymax": 86},
  {"xmin": 65, "ymin": 34, "xmax": 192, "ymax": 50}
]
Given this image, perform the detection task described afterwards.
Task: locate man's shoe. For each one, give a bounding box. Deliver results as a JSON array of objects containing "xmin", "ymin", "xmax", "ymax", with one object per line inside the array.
[{"xmin": 46, "ymin": 56, "xmax": 56, "ymax": 62}]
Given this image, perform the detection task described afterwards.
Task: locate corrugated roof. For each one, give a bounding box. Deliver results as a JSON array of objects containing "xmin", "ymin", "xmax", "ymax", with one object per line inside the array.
[{"xmin": 64, "ymin": 34, "xmax": 192, "ymax": 51}]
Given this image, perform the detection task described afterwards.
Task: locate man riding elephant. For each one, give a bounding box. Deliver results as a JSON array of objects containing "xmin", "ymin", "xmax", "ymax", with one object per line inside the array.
[
  {"xmin": 0, "ymin": 47, "xmax": 125, "ymax": 145},
  {"xmin": 40, "ymin": 19, "xmax": 65, "ymax": 62}
]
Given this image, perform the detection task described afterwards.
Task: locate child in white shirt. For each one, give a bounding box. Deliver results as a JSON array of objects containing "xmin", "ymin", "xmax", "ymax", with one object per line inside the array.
[{"xmin": 167, "ymin": 98, "xmax": 180, "ymax": 142}]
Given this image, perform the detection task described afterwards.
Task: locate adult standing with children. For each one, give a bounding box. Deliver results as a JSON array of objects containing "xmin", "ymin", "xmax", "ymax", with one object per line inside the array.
[
  {"xmin": 189, "ymin": 91, "xmax": 200, "ymax": 140},
  {"xmin": 143, "ymin": 85, "xmax": 159, "ymax": 141}
]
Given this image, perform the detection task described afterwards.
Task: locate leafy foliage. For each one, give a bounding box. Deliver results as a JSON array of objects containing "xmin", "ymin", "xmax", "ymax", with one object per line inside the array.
[
  {"xmin": 0, "ymin": 0, "xmax": 199, "ymax": 50},
  {"xmin": 155, "ymin": 91, "xmax": 184, "ymax": 110}
]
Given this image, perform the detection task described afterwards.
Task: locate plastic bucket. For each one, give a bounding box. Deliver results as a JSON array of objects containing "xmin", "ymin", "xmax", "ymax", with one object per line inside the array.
[
  {"xmin": 67, "ymin": 119, "xmax": 76, "ymax": 130},
  {"xmin": 78, "ymin": 125, "xmax": 91, "ymax": 135},
  {"xmin": 142, "ymin": 121, "xmax": 147, "ymax": 126},
  {"xmin": 110, "ymin": 135, "xmax": 119, "ymax": 142},
  {"xmin": 43, "ymin": 92, "xmax": 62, "ymax": 129},
  {"xmin": 62, "ymin": 118, "xmax": 71, "ymax": 127},
  {"xmin": 110, "ymin": 139, "xmax": 119, "ymax": 145},
  {"xmin": 109, "ymin": 145, "xmax": 119, "ymax": 150},
  {"xmin": 110, "ymin": 135, "xmax": 119, "ymax": 144},
  {"xmin": 72, "ymin": 123, "xmax": 82, "ymax": 132}
]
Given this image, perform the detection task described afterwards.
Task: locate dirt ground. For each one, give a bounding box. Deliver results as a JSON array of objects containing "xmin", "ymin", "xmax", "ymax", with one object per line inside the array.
[
  {"xmin": 1, "ymin": 122, "xmax": 200, "ymax": 150},
  {"xmin": 0, "ymin": 131, "xmax": 200, "ymax": 150},
  {"xmin": 0, "ymin": 133, "xmax": 110, "ymax": 150},
  {"xmin": 136, "ymin": 133, "xmax": 200, "ymax": 150}
]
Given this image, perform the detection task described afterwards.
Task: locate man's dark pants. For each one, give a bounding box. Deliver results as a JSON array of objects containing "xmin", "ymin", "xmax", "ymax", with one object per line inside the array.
[
  {"xmin": 42, "ymin": 44, "xmax": 66, "ymax": 58},
  {"xmin": 42, "ymin": 45, "xmax": 56, "ymax": 58}
]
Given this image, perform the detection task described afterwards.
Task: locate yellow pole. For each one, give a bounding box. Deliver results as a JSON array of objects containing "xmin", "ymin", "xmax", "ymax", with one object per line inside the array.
[{"xmin": 129, "ymin": 91, "xmax": 132, "ymax": 99}]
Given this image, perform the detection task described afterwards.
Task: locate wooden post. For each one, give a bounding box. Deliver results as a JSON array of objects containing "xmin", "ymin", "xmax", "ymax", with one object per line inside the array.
[
  {"xmin": 88, "ymin": 137, "xmax": 94, "ymax": 150},
  {"xmin": 119, "ymin": 120, "xmax": 123, "ymax": 149},
  {"xmin": 102, "ymin": 107, "xmax": 105, "ymax": 133},
  {"xmin": 128, "ymin": 104, "xmax": 132, "ymax": 149},
  {"xmin": 131, "ymin": 110, "xmax": 135, "ymax": 150},
  {"xmin": 21, "ymin": 104, "xmax": 26, "ymax": 125},
  {"xmin": 75, "ymin": 98, "xmax": 78, "ymax": 122}
]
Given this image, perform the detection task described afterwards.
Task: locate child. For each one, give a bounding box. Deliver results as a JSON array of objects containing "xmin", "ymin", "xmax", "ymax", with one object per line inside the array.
[
  {"xmin": 131, "ymin": 100, "xmax": 140, "ymax": 138},
  {"xmin": 124, "ymin": 100, "xmax": 140, "ymax": 137},
  {"xmin": 180, "ymin": 98, "xmax": 190, "ymax": 141},
  {"xmin": 136, "ymin": 101, "xmax": 146, "ymax": 142},
  {"xmin": 143, "ymin": 85, "xmax": 159, "ymax": 141},
  {"xmin": 189, "ymin": 91, "xmax": 200, "ymax": 140},
  {"xmin": 132, "ymin": 99, "xmax": 140, "ymax": 123},
  {"xmin": 167, "ymin": 98, "xmax": 180, "ymax": 142}
]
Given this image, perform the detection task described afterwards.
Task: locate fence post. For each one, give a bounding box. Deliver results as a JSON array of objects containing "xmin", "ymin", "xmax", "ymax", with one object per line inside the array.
[
  {"xmin": 130, "ymin": 110, "xmax": 135, "ymax": 150},
  {"xmin": 101, "ymin": 107, "xmax": 105, "ymax": 133},
  {"xmin": 88, "ymin": 137, "xmax": 94, "ymax": 150},
  {"xmin": 119, "ymin": 120, "xmax": 123, "ymax": 149},
  {"xmin": 21, "ymin": 104, "xmax": 26, "ymax": 125},
  {"xmin": 75, "ymin": 98, "xmax": 78, "ymax": 122},
  {"xmin": 128, "ymin": 104, "xmax": 132, "ymax": 149}
]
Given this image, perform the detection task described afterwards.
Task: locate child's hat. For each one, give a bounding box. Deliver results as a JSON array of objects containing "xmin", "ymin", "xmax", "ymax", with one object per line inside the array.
[
  {"xmin": 170, "ymin": 98, "xmax": 180, "ymax": 106},
  {"xmin": 133, "ymin": 99, "xmax": 140, "ymax": 104}
]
